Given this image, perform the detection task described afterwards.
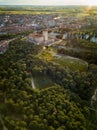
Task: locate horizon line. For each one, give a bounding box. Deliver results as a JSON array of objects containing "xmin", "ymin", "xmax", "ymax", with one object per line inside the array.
[{"xmin": 0, "ymin": 4, "xmax": 96, "ymax": 6}]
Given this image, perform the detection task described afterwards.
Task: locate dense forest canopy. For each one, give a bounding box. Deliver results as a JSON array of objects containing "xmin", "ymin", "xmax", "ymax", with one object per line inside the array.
[{"xmin": 0, "ymin": 39, "xmax": 97, "ymax": 130}]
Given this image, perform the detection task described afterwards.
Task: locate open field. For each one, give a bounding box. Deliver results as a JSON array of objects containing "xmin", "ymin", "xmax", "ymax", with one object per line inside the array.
[
  {"xmin": 54, "ymin": 54, "xmax": 88, "ymax": 71},
  {"xmin": 0, "ymin": 10, "xmax": 59, "ymax": 14},
  {"xmin": 0, "ymin": 5, "xmax": 93, "ymax": 15}
]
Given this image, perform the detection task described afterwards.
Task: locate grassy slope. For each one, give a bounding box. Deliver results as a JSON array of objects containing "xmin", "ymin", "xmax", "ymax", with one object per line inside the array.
[{"xmin": 37, "ymin": 48, "xmax": 88, "ymax": 71}]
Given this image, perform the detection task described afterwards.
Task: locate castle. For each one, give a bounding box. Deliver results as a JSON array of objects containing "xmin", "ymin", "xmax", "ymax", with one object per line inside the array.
[{"xmin": 27, "ymin": 30, "xmax": 54, "ymax": 45}]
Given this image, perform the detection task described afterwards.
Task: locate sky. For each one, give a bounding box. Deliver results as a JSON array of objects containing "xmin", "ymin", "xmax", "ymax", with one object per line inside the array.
[{"xmin": 0, "ymin": 0, "xmax": 97, "ymax": 6}]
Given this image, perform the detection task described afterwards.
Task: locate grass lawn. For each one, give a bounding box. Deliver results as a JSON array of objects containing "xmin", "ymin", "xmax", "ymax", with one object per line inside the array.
[
  {"xmin": 53, "ymin": 55, "xmax": 88, "ymax": 71},
  {"xmin": 37, "ymin": 47, "xmax": 56, "ymax": 61},
  {"xmin": 33, "ymin": 74, "xmax": 54, "ymax": 89}
]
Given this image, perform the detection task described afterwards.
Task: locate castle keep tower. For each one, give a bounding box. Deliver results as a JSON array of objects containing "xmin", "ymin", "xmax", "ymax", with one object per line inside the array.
[{"xmin": 43, "ymin": 30, "xmax": 48, "ymax": 41}]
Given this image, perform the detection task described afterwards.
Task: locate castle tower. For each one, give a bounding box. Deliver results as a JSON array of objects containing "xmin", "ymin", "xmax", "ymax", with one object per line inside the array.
[{"xmin": 43, "ymin": 30, "xmax": 48, "ymax": 41}]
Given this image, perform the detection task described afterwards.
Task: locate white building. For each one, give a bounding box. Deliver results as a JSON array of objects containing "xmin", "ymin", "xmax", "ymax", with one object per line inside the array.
[
  {"xmin": 43, "ymin": 30, "xmax": 48, "ymax": 41},
  {"xmin": 34, "ymin": 34, "xmax": 44, "ymax": 43}
]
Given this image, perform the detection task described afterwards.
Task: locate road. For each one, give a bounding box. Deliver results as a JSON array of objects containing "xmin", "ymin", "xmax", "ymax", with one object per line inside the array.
[{"xmin": 47, "ymin": 40, "xmax": 62, "ymax": 47}]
